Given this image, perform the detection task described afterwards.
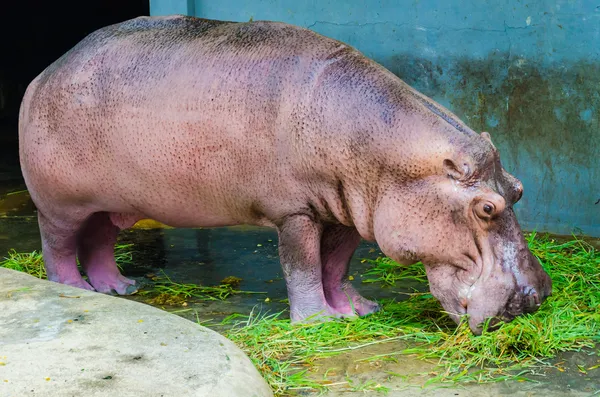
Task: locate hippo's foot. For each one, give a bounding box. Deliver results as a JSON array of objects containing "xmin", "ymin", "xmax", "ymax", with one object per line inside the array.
[
  {"xmin": 52, "ymin": 275, "xmax": 96, "ymax": 292},
  {"xmin": 289, "ymin": 285, "xmax": 379, "ymax": 323},
  {"xmin": 325, "ymin": 282, "xmax": 381, "ymax": 316},
  {"xmin": 280, "ymin": 218, "xmax": 380, "ymax": 324},
  {"xmin": 351, "ymin": 295, "xmax": 381, "ymax": 316},
  {"xmin": 320, "ymin": 224, "xmax": 380, "ymax": 316},
  {"xmin": 289, "ymin": 301, "xmax": 358, "ymax": 324},
  {"xmin": 87, "ymin": 270, "xmax": 137, "ymax": 295}
]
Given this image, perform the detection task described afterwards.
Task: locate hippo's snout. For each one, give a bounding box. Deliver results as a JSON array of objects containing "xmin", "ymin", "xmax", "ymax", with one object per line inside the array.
[
  {"xmin": 496, "ymin": 255, "xmax": 552, "ymax": 326},
  {"xmin": 534, "ymin": 271, "xmax": 552, "ymax": 304},
  {"xmin": 521, "ymin": 254, "xmax": 552, "ymax": 312},
  {"xmin": 460, "ymin": 248, "xmax": 553, "ymax": 335},
  {"xmin": 522, "ymin": 276, "xmax": 552, "ymax": 312},
  {"xmin": 474, "ymin": 283, "xmax": 550, "ymax": 333},
  {"xmin": 522, "ymin": 286, "xmax": 543, "ymax": 313}
]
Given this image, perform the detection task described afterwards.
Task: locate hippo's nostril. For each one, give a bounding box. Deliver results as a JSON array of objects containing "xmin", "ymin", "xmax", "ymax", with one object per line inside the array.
[
  {"xmin": 523, "ymin": 286, "xmax": 535, "ymax": 296},
  {"xmin": 521, "ymin": 289, "xmax": 542, "ymax": 313},
  {"xmin": 523, "ymin": 287, "xmax": 542, "ymax": 303}
]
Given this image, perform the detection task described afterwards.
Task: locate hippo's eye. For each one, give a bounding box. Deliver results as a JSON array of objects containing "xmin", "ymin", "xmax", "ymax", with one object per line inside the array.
[
  {"xmin": 475, "ymin": 200, "xmax": 497, "ymax": 221},
  {"xmin": 474, "ymin": 194, "xmax": 505, "ymax": 222}
]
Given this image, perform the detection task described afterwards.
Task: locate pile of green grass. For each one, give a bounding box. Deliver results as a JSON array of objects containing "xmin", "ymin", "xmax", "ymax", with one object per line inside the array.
[
  {"xmin": 223, "ymin": 233, "xmax": 600, "ymax": 394},
  {"xmin": 1, "ymin": 249, "xmax": 47, "ymax": 278},
  {"xmin": 0, "ymin": 244, "xmax": 135, "ymax": 279}
]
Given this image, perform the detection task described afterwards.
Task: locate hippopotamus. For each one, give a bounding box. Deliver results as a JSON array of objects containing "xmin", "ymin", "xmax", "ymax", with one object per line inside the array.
[{"xmin": 18, "ymin": 15, "xmax": 551, "ymax": 334}]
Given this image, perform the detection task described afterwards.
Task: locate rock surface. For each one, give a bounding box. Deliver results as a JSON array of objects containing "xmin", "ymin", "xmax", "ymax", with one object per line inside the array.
[{"xmin": 0, "ymin": 268, "xmax": 273, "ymax": 397}]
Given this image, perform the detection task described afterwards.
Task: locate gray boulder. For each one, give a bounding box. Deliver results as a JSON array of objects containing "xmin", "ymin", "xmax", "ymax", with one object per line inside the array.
[{"xmin": 0, "ymin": 268, "xmax": 273, "ymax": 397}]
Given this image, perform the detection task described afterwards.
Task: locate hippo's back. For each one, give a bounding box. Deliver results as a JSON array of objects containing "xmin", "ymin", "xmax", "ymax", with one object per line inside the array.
[
  {"xmin": 20, "ymin": 14, "xmax": 354, "ymax": 153},
  {"xmin": 25, "ymin": 15, "xmax": 350, "ymax": 90}
]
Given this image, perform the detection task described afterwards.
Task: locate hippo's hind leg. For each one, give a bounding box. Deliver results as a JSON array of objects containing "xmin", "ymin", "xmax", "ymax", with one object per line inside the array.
[
  {"xmin": 37, "ymin": 210, "xmax": 94, "ymax": 291},
  {"xmin": 321, "ymin": 224, "xmax": 380, "ymax": 316},
  {"xmin": 77, "ymin": 212, "xmax": 137, "ymax": 295}
]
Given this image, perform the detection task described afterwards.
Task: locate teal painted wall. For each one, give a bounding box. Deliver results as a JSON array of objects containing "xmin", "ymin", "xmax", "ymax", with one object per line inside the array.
[
  {"xmin": 149, "ymin": 0, "xmax": 194, "ymax": 17},
  {"xmin": 150, "ymin": 1, "xmax": 600, "ymax": 237}
]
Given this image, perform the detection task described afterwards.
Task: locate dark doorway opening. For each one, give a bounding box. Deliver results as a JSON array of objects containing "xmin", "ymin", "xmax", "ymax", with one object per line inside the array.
[{"xmin": 0, "ymin": 0, "xmax": 149, "ymax": 180}]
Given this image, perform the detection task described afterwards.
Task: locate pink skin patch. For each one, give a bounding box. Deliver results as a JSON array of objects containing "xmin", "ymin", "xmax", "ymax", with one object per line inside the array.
[{"xmin": 78, "ymin": 212, "xmax": 137, "ymax": 295}]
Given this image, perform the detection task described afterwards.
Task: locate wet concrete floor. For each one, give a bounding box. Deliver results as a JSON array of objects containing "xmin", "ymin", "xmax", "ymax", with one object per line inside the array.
[{"xmin": 0, "ymin": 166, "xmax": 598, "ymax": 396}]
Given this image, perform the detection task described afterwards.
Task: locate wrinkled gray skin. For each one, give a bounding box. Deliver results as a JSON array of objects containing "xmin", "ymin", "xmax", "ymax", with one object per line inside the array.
[{"xmin": 19, "ymin": 15, "xmax": 551, "ymax": 334}]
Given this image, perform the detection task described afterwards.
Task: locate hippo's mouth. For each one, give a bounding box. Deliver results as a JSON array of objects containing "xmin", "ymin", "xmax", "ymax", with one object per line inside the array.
[{"xmin": 473, "ymin": 316, "xmax": 510, "ymax": 332}]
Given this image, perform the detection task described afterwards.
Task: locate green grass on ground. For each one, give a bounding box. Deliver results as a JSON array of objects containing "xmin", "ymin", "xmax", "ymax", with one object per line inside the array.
[
  {"xmin": 222, "ymin": 233, "xmax": 600, "ymax": 394},
  {"xmin": 138, "ymin": 272, "xmax": 265, "ymax": 304},
  {"xmin": 0, "ymin": 243, "xmax": 135, "ymax": 279},
  {"xmin": 0, "ymin": 245, "xmax": 259, "ymax": 304},
  {"xmin": 1, "ymin": 233, "xmax": 598, "ymax": 395}
]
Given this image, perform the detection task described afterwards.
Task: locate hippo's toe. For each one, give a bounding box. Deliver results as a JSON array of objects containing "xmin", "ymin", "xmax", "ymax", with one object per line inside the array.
[{"xmin": 88, "ymin": 272, "xmax": 137, "ymax": 295}]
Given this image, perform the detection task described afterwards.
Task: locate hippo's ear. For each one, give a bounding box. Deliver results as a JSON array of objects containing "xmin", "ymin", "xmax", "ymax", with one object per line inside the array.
[
  {"xmin": 481, "ymin": 131, "xmax": 492, "ymax": 141},
  {"xmin": 481, "ymin": 132, "xmax": 496, "ymax": 149},
  {"xmin": 443, "ymin": 158, "xmax": 471, "ymax": 181}
]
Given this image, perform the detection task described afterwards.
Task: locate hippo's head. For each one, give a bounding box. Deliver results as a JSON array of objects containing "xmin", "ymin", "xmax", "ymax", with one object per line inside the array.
[{"xmin": 373, "ymin": 131, "xmax": 552, "ymax": 334}]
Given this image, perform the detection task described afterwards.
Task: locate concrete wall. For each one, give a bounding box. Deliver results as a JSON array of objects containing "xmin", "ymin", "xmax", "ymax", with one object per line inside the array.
[{"xmin": 151, "ymin": 0, "xmax": 600, "ymax": 237}]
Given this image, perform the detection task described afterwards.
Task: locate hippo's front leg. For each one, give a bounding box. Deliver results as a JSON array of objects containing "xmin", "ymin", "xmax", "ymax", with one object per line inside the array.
[
  {"xmin": 277, "ymin": 215, "xmax": 338, "ymax": 322},
  {"xmin": 321, "ymin": 224, "xmax": 380, "ymax": 316},
  {"xmin": 277, "ymin": 216, "xmax": 379, "ymax": 322}
]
